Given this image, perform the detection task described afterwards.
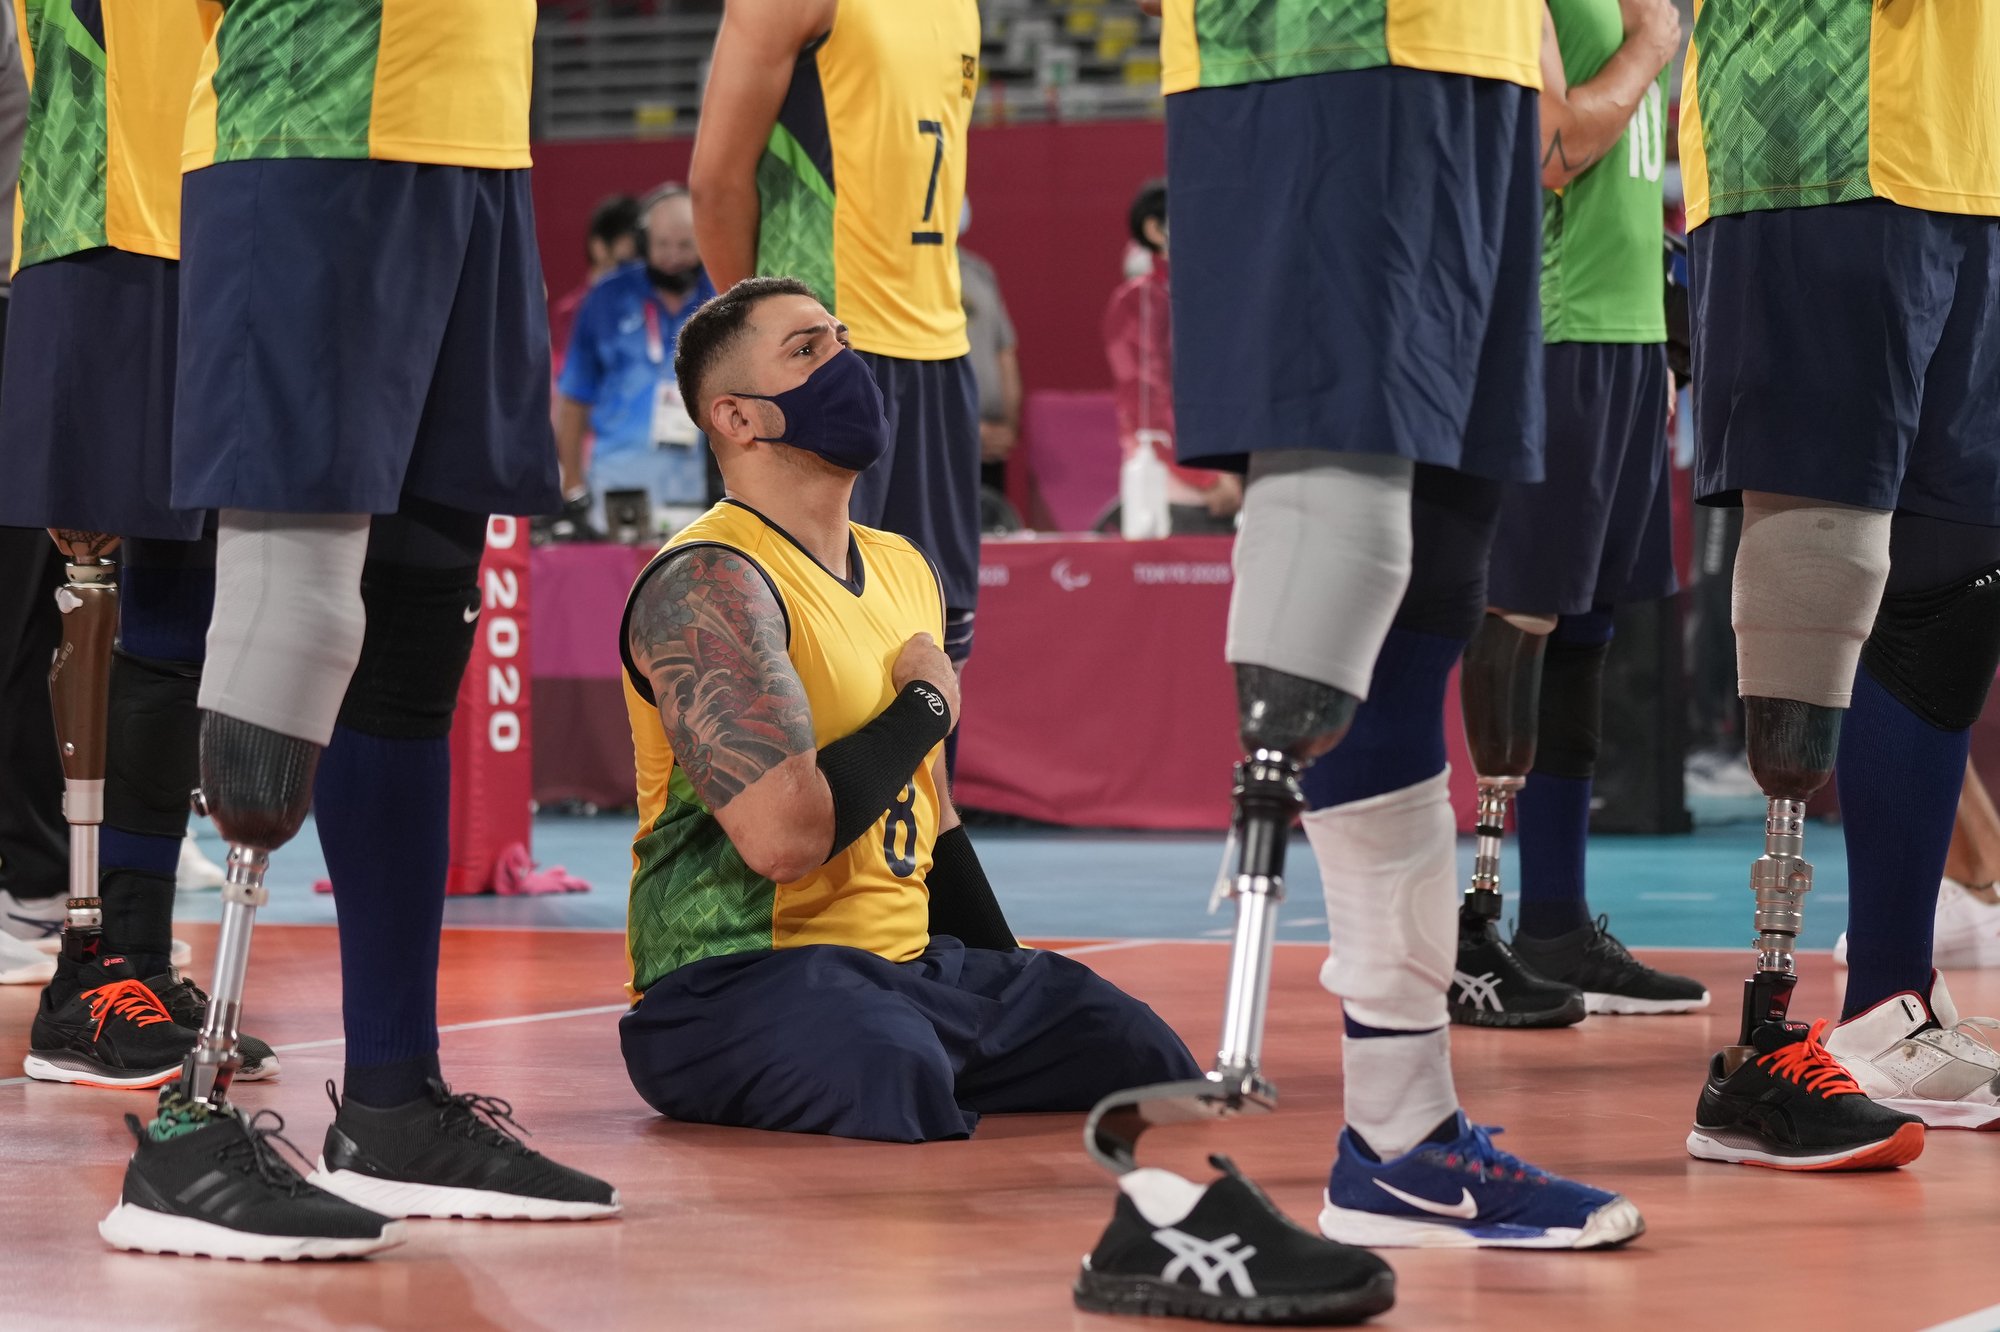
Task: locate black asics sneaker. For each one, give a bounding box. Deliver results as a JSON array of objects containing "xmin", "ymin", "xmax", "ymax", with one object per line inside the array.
[
  {"xmin": 1449, "ymin": 907, "xmax": 1586, "ymax": 1029},
  {"xmin": 1512, "ymin": 916, "xmax": 1709, "ymax": 1016},
  {"xmin": 144, "ymin": 969, "xmax": 281, "ymax": 1082},
  {"xmin": 100, "ymin": 1091, "xmax": 404, "ymax": 1261},
  {"xmin": 310, "ymin": 1079, "xmax": 620, "ymax": 1221},
  {"xmin": 1075, "ymin": 1155, "xmax": 1396, "ymax": 1325},
  {"xmin": 1686, "ymin": 1020, "xmax": 1926, "ymax": 1171},
  {"xmin": 24, "ymin": 957, "xmax": 196, "ymax": 1089}
]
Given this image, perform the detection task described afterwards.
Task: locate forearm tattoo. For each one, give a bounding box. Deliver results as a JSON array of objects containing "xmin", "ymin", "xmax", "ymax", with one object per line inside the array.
[
  {"xmin": 47, "ymin": 528, "xmax": 119, "ymax": 561},
  {"xmin": 628, "ymin": 547, "xmax": 814, "ymax": 811}
]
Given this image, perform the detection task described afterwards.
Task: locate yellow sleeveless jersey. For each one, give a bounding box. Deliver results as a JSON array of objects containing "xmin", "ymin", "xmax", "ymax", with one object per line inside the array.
[
  {"xmin": 1681, "ymin": 0, "xmax": 2000, "ymax": 227},
  {"xmin": 11, "ymin": 0, "xmax": 205, "ymax": 268},
  {"xmin": 1162, "ymin": 0, "xmax": 1542, "ymax": 95},
  {"xmin": 755, "ymin": 0, "xmax": 979, "ymax": 361},
  {"xmin": 618, "ymin": 498, "xmax": 948, "ymax": 999},
  {"xmin": 184, "ymin": 0, "xmax": 534, "ymax": 172}
]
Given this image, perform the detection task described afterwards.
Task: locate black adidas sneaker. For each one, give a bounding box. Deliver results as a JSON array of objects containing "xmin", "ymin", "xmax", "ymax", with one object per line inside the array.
[
  {"xmin": 1512, "ymin": 916, "xmax": 1709, "ymax": 1016},
  {"xmin": 100, "ymin": 1092, "xmax": 404, "ymax": 1261},
  {"xmin": 145, "ymin": 969, "xmax": 282, "ymax": 1081},
  {"xmin": 310, "ymin": 1079, "xmax": 620, "ymax": 1221},
  {"xmin": 1450, "ymin": 907, "xmax": 1586, "ymax": 1029},
  {"xmin": 1075, "ymin": 1155, "xmax": 1395, "ymax": 1325},
  {"xmin": 24, "ymin": 956, "xmax": 195, "ymax": 1089},
  {"xmin": 1686, "ymin": 1020, "xmax": 1926, "ymax": 1170}
]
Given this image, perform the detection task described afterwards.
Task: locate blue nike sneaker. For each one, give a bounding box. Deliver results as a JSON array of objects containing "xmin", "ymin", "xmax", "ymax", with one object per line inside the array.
[{"xmin": 1317, "ymin": 1113, "xmax": 1643, "ymax": 1250}]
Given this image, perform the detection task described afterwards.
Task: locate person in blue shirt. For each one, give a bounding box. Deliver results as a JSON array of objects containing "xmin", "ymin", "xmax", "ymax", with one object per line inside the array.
[{"xmin": 555, "ymin": 184, "xmax": 717, "ymax": 538}]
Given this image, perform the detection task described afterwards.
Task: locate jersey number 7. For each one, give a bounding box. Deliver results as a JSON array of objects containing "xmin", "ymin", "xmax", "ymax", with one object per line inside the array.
[{"xmin": 912, "ymin": 120, "xmax": 945, "ymax": 246}]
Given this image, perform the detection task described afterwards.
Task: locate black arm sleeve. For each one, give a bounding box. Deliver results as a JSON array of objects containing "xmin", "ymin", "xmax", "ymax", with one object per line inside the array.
[
  {"xmin": 925, "ymin": 825, "xmax": 1018, "ymax": 951},
  {"xmin": 815, "ymin": 680, "xmax": 953, "ymax": 860}
]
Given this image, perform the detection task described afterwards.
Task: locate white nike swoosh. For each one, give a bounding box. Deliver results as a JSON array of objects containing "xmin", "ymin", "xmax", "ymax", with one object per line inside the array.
[
  {"xmin": 1372, "ymin": 1179, "xmax": 1478, "ymax": 1220},
  {"xmin": 463, "ymin": 606, "xmax": 481, "ymax": 623}
]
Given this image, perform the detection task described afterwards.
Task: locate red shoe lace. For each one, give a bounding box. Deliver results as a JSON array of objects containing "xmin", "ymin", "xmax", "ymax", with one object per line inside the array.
[
  {"xmin": 83, "ymin": 979, "xmax": 174, "ymax": 1039},
  {"xmin": 1757, "ymin": 1020, "xmax": 1861, "ymax": 1096}
]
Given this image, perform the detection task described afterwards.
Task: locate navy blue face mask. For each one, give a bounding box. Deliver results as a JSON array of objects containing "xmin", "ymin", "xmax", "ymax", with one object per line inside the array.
[{"xmin": 735, "ymin": 349, "xmax": 892, "ymax": 473}]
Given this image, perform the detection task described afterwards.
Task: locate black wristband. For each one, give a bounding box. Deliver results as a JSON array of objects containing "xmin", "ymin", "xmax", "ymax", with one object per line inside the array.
[
  {"xmin": 816, "ymin": 680, "xmax": 953, "ymax": 860},
  {"xmin": 925, "ymin": 825, "xmax": 1017, "ymax": 951}
]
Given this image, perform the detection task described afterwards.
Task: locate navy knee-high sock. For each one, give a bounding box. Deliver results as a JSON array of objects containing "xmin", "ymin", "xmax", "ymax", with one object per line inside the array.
[
  {"xmin": 1301, "ymin": 627, "xmax": 1466, "ymax": 810},
  {"xmin": 317, "ymin": 724, "xmax": 448, "ymax": 1106},
  {"xmin": 1837, "ymin": 664, "xmax": 1967, "ymax": 1019},
  {"xmin": 1515, "ymin": 774, "xmax": 1592, "ymax": 938}
]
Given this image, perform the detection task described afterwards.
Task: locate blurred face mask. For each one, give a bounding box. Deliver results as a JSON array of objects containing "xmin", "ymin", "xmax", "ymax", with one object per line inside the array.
[{"xmin": 735, "ymin": 349, "xmax": 891, "ymax": 473}]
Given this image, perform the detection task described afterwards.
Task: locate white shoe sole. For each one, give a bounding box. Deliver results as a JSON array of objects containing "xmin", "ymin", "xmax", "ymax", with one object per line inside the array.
[
  {"xmin": 309, "ymin": 1162, "xmax": 621, "ymax": 1221},
  {"xmin": 1317, "ymin": 1196, "xmax": 1643, "ymax": 1250},
  {"xmin": 1879, "ymin": 1097, "xmax": 2000, "ymax": 1131},
  {"xmin": 1584, "ymin": 990, "xmax": 1711, "ymax": 1015},
  {"xmin": 1685, "ymin": 1121, "xmax": 1925, "ymax": 1170},
  {"xmin": 22, "ymin": 1052, "xmax": 181, "ymax": 1089},
  {"xmin": 100, "ymin": 1202, "xmax": 405, "ymax": 1261}
]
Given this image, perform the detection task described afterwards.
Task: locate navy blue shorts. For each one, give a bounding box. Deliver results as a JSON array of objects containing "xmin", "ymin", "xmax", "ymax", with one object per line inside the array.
[
  {"xmin": 1166, "ymin": 64, "xmax": 1544, "ymax": 481},
  {"xmin": 1692, "ymin": 200, "xmax": 2000, "ymax": 524},
  {"xmin": 1487, "ymin": 343, "xmax": 1678, "ymax": 616},
  {"xmin": 849, "ymin": 352, "xmax": 980, "ymax": 633},
  {"xmin": 619, "ymin": 937, "xmax": 1198, "ymax": 1143},
  {"xmin": 0, "ymin": 250, "xmax": 202, "ymax": 541},
  {"xmin": 173, "ymin": 159, "xmax": 561, "ymax": 517}
]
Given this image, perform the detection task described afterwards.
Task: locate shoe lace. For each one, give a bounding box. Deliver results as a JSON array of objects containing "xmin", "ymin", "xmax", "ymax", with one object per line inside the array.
[
  {"xmin": 1437, "ymin": 1123, "xmax": 1549, "ymax": 1186},
  {"xmin": 1758, "ymin": 1020, "xmax": 1861, "ymax": 1095},
  {"xmin": 436, "ymin": 1086, "xmax": 537, "ymax": 1155},
  {"xmin": 82, "ymin": 978, "xmax": 175, "ymax": 1038},
  {"xmin": 217, "ymin": 1109, "xmax": 318, "ymax": 1196},
  {"xmin": 1584, "ymin": 917, "xmax": 1643, "ymax": 974}
]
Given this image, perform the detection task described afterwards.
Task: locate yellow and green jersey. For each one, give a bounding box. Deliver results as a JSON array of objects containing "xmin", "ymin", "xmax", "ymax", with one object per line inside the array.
[
  {"xmin": 1682, "ymin": 0, "xmax": 2000, "ymax": 228},
  {"xmin": 1161, "ymin": 0, "xmax": 1543, "ymax": 95},
  {"xmin": 183, "ymin": 0, "xmax": 534, "ymax": 173},
  {"xmin": 619, "ymin": 499, "xmax": 948, "ymax": 1000},
  {"xmin": 754, "ymin": 0, "xmax": 980, "ymax": 361},
  {"xmin": 11, "ymin": 0, "xmax": 206, "ymax": 269},
  {"xmin": 1541, "ymin": 0, "xmax": 1668, "ymax": 344}
]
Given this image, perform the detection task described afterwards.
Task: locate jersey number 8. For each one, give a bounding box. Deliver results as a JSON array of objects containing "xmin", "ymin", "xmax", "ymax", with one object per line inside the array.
[{"xmin": 884, "ymin": 782, "xmax": 920, "ymax": 876}]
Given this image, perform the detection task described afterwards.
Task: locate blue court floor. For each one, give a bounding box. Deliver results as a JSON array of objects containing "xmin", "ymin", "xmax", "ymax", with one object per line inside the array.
[{"xmin": 183, "ymin": 794, "xmax": 1845, "ymax": 951}]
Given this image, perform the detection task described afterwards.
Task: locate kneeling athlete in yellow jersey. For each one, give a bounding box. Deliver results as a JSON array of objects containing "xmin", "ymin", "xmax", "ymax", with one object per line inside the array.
[{"xmin": 616, "ymin": 278, "xmax": 1198, "ymax": 1142}]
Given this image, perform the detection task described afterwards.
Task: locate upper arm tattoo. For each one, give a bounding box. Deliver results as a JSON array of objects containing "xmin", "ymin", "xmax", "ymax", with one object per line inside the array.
[{"xmin": 628, "ymin": 547, "xmax": 815, "ymax": 811}]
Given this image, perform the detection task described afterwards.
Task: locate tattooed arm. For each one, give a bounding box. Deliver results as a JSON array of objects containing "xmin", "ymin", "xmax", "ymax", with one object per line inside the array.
[
  {"xmin": 627, "ymin": 545, "xmax": 835, "ymax": 882},
  {"xmin": 47, "ymin": 529, "xmax": 120, "ymax": 561},
  {"xmin": 1539, "ymin": 0, "xmax": 1680, "ymax": 191}
]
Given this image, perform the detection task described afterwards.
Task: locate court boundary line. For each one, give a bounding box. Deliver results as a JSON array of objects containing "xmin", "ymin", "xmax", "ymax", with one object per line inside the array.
[{"xmin": 1920, "ymin": 1305, "xmax": 2000, "ymax": 1332}]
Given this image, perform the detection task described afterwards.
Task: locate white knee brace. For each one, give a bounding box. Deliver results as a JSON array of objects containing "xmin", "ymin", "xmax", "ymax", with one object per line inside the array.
[
  {"xmin": 199, "ymin": 510, "xmax": 371, "ymax": 745},
  {"xmin": 1732, "ymin": 492, "xmax": 1892, "ymax": 708}
]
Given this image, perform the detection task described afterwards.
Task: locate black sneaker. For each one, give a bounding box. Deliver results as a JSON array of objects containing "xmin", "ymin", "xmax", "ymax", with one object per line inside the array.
[
  {"xmin": 1513, "ymin": 916, "xmax": 1710, "ymax": 1016},
  {"xmin": 1074, "ymin": 1155, "xmax": 1395, "ymax": 1325},
  {"xmin": 100, "ymin": 1091, "xmax": 404, "ymax": 1261},
  {"xmin": 1449, "ymin": 907, "xmax": 1586, "ymax": 1029},
  {"xmin": 145, "ymin": 969, "xmax": 281, "ymax": 1082},
  {"xmin": 1686, "ymin": 1020, "xmax": 1926, "ymax": 1170},
  {"xmin": 546, "ymin": 491, "xmax": 603, "ymax": 543},
  {"xmin": 23, "ymin": 956, "xmax": 195, "ymax": 1089},
  {"xmin": 309, "ymin": 1078, "xmax": 620, "ymax": 1221}
]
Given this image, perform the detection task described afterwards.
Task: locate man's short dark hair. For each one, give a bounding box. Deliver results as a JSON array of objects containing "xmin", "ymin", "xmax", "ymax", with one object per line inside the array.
[
  {"xmin": 1128, "ymin": 179, "xmax": 1167, "ymax": 252},
  {"xmin": 673, "ymin": 276, "xmax": 821, "ymax": 429},
  {"xmin": 587, "ymin": 194, "xmax": 641, "ymax": 260}
]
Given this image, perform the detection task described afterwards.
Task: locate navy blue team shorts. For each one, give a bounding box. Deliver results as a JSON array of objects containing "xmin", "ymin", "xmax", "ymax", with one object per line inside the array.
[
  {"xmin": 1692, "ymin": 199, "xmax": 2000, "ymax": 525},
  {"xmin": 0, "ymin": 249, "xmax": 203, "ymax": 541},
  {"xmin": 849, "ymin": 352, "xmax": 981, "ymax": 636},
  {"xmin": 173, "ymin": 159, "xmax": 561, "ymax": 517},
  {"xmin": 1166, "ymin": 64, "xmax": 1544, "ymax": 482},
  {"xmin": 619, "ymin": 936, "xmax": 1199, "ymax": 1144},
  {"xmin": 1486, "ymin": 342, "xmax": 1678, "ymax": 616}
]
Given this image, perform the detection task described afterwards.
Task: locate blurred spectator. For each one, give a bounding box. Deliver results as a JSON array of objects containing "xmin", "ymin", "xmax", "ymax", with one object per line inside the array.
[
  {"xmin": 550, "ymin": 193, "xmax": 641, "ymax": 358},
  {"xmin": 958, "ymin": 200, "xmax": 1022, "ymax": 498},
  {"xmin": 1103, "ymin": 179, "xmax": 1240, "ymax": 536},
  {"xmin": 554, "ymin": 184, "xmax": 717, "ymax": 540}
]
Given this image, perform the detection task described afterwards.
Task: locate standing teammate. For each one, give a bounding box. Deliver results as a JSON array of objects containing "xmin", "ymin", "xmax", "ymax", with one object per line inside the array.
[
  {"xmin": 1451, "ymin": 0, "xmax": 1708, "ymax": 1029},
  {"xmin": 0, "ymin": 1, "xmax": 278, "ymax": 1088},
  {"xmin": 99, "ymin": 0, "xmax": 616, "ymax": 1259},
  {"xmin": 1075, "ymin": 1, "xmax": 1641, "ymax": 1322},
  {"xmin": 1681, "ymin": 0, "xmax": 2000, "ymax": 1167},
  {"xmin": 688, "ymin": 0, "xmax": 984, "ymax": 672}
]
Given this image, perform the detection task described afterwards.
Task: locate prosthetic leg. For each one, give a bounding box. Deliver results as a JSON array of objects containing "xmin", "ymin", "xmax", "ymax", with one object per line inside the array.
[
  {"xmin": 1086, "ymin": 665, "xmax": 1357, "ymax": 1171},
  {"xmin": 46, "ymin": 541, "xmax": 119, "ymax": 967},
  {"xmin": 1459, "ymin": 614, "xmax": 1548, "ymax": 921}
]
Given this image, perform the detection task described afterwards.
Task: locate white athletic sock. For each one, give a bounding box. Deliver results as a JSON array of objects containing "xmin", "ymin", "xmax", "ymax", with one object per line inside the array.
[{"xmin": 1339, "ymin": 1026, "xmax": 1457, "ymax": 1159}]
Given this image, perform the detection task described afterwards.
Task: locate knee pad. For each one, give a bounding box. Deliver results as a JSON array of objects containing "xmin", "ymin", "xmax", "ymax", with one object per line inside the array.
[
  {"xmin": 1392, "ymin": 466, "xmax": 1504, "ymax": 641},
  {"xmin": 1533, "ymin": 630, "xmax": 1613, "ymax": 782},
  {"xmin": 104, "ymin": 650, "xmax": 201, "ymax": 837},
  {"xmin": 1307, "ymin": 770, "xmax": 1456, "ymax": 1030},
  {"xmin": 200, "ymin": 511, "xmax": 371, "ymax": 746},
  {"xmin": 1732, "ymin": 493, "xmax": 1891, "ymax": 708},
  {"xmin": 336, "ymin": 561, "xmax": 482, "ymax": 739},
  {"xmin": 1860, "ymin": 562, "xmax": 2000, "ymax": 731},
  {"xmin": 1461, "ymin": 614, "xmax": 1549, "ymax": 779},
  {"xmin": 1227, "ymin": 451, "xmax": 1414, "ymax": 700}
]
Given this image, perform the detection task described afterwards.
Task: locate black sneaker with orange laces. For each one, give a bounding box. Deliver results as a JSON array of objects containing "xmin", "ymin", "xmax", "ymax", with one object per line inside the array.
[
  {"xmin": 23, "ymin": 956, "xmax": 194, "ymax": 1089},
  {"xmin": 1686, "ymin": 1019, "xmax": 1926, "ymax": 1170}
]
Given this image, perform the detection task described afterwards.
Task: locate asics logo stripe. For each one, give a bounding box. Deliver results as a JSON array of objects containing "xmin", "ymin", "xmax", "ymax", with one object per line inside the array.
[
  {"xmin": 1373, "ymin": 1179, "xmax": 1479, "ymax": 1219},
  {"xmin": 1152, "ymin": 1228, "xmax": 1259, "ymax": 1297}
]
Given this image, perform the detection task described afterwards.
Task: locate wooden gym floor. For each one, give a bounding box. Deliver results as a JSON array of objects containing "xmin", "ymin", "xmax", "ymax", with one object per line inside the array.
[{"xmin": 2, "ymin": 926, "xmax": 1997, "ymax": 1332}]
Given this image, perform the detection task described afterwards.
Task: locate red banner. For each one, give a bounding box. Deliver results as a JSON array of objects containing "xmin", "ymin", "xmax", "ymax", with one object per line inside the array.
[{"xmin": 447, "ymin": 516, "xmax": 535, "ymax": 894}]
